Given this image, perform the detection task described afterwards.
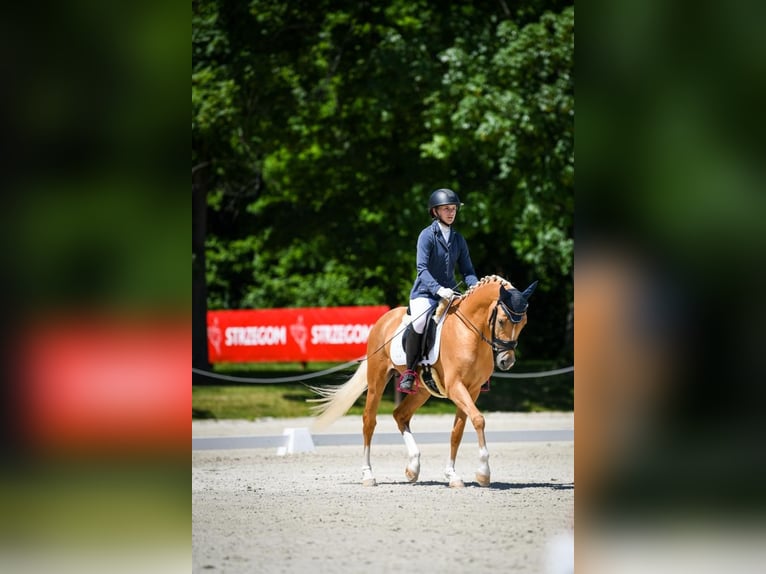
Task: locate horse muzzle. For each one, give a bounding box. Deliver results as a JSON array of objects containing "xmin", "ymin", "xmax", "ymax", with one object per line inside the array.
[{"xmin": 496, "ymin": 351, "xmax": 515, "ymax": 371}]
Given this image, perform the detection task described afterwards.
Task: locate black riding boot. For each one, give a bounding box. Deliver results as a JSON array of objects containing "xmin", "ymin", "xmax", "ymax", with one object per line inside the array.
[{"xmin": 398, "ymin": 329, "xmax": 424, "ymax": 393}]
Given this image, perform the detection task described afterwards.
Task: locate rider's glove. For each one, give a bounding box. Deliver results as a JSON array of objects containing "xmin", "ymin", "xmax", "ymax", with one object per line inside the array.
[{"xmin": 437, "ymin": 286, "xmax": 456, "ymax": 299}]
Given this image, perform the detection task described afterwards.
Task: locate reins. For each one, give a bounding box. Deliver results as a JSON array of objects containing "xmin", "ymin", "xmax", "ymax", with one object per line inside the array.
[{"xmin": 454, "ymin": 297, "xmax": 524, "ymax": 354}]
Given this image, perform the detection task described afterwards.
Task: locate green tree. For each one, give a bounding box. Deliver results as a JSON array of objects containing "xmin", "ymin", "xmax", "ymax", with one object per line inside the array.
[
  {"xmin": 421, "ymin": 7, "xmax": 574, "ymax": 289},
  {"xmin": 193, "ymin": 0, "xmax": 574, "ymax": 364}
]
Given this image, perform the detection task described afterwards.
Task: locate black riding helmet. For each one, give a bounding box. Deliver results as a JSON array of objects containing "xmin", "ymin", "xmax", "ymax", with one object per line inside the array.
[{"xmin": 428, "ymin": 188, "xmax": 464, "ymax": 218}]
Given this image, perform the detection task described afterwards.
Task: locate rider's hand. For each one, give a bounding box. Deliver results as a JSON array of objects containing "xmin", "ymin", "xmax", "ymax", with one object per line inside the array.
[{"xmin": 437, "ymin": 286, "xmax": 456, "ymax": 299}]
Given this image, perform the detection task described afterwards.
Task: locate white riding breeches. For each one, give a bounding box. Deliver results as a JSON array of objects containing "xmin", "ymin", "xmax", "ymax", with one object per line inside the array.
[{"xmin": 409, "ymin": 297, "xmax": 434, "ymax": 334}]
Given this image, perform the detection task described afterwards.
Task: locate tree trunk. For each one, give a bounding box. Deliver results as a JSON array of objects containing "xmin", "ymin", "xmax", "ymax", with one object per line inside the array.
[{"xmin": 192, "ymin": 165, "xmax": 211, "ymax": 383}]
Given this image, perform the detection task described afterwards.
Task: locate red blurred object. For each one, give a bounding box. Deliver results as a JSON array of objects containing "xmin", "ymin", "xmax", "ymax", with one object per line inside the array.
[{"xmin": 18, "ymin": 317, "xmax": 189, "ymax": 457}]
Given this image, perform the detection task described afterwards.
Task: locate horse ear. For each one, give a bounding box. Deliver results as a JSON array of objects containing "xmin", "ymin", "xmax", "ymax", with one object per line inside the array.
[{"xmin": 521, "ymin": 280, "xmax": 538, "ymax": 299}]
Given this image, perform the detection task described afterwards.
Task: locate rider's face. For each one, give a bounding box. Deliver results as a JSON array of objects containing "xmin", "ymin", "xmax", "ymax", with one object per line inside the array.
[{"xmin": 436, "ymin": 204, "xmax": 457, "ymax": 223}]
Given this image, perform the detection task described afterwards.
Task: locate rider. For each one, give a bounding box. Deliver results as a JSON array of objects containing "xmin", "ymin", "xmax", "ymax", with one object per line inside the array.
[{"xmin": 398, "ymin": 188, "xmax": 479, "ymax": 394}]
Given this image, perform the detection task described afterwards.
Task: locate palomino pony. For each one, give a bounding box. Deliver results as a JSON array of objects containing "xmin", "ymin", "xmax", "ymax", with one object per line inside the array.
[{"xmin": 309, "ymin": 275, "xmax": 537, "ymax": 488}]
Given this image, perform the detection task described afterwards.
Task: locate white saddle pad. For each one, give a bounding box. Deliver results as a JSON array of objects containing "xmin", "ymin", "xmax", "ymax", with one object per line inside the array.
[{"xmin": 390, "ymin": 314, "xmax": 448, "ymax": 366}]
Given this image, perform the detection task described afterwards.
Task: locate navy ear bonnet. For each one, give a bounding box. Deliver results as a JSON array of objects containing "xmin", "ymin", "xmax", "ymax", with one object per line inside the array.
[{"xmin": 500, "ymin": 281, "xmax": 538, "ymax": 323}]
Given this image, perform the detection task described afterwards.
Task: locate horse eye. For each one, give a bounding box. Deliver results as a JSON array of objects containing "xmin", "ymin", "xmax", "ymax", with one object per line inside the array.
[{"xmin": 498, "ymin": 318, "xmax": 506, "ymax": 326}]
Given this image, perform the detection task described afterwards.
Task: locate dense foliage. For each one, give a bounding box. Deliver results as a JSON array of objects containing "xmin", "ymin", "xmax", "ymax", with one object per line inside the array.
[{"xmin": 193, "ymin": 0, "xmax": 573, "ymax": 364}]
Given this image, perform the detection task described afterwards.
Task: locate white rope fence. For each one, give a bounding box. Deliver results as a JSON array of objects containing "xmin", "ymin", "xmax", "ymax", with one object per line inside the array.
[
  {"xmin": 493, "ymin": 366, "xmax": 573, "ymax": 379},
  {"xmin": 192, "ymin": 359, "xmax": 361, "ymax": 383},
  {"xmin": 192, "ymin": 363, "xmax": 572, "ymax": 383}
]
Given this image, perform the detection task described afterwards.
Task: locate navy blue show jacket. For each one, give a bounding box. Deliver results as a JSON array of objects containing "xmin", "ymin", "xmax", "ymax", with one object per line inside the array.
[{"xmin": 409, "ymin": 220, "xmax": 478, "ymax": 302}]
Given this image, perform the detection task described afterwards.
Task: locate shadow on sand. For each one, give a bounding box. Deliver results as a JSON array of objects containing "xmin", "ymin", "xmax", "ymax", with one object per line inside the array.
[{"xmin": 349, "ymin": 480, "xmax": 574, "ymax": 491}]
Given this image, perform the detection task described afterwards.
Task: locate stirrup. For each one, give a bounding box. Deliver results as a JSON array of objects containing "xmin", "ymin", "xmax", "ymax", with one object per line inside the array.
[{"xmin": 397, "ymin": 369, "xmax": 419, "ymax": 394}]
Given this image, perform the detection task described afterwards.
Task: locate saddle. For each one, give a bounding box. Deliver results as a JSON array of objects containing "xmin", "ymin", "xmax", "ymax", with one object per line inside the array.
[
  {"xmin": 400, "ymin": 303, "xmax": 447, "ymax": 396},
  {"xmin": 402, "ymin": 306, "xmax": 438, "ymax": 358}
]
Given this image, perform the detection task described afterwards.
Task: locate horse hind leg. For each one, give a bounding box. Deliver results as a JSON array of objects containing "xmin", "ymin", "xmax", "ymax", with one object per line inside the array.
[
  {"xmin": 445, "ymin": 465, "xmax": 464, "ymax": 488},
  {"xmin": 476, "ymin": 444, "xmax": 490, "ymax": 487},
  {"xmin": 361, "ymin": 399, "xmax": 379, "ymax": 486},
  {"xmin": 393, "ymin": 385, "xmax": 430, "ymax": 483},
  {"xmin": 361, "ymin": 367, "xmax": 395, "ymax": 486},
  {"xmin": 445, "ymin": 411, "xmax": 467, "ymax": 488},
  {"xmin": 362, "ymin": 445, "xmax": 376, "ymax": 487},
  {"xmin": 403, "ymin": 431, "xmax": 420, "ymax": 483}
]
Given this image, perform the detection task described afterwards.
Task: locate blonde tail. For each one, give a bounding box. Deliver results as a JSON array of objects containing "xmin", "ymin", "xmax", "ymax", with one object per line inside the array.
[{"xmin": 307, "ymin": 361, "xmax": 368, "ymax": 432}]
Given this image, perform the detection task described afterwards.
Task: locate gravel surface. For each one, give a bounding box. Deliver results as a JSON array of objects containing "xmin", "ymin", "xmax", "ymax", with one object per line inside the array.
[{"xmin": 192, "ymin": 412, "xmax": 574, "ymax": 574}]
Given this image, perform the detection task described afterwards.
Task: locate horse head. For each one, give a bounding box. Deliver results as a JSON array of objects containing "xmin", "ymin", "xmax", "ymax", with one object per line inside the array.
[{"xmin": 493, "ymin": 280, "xmax": 538, "ymax": 370}]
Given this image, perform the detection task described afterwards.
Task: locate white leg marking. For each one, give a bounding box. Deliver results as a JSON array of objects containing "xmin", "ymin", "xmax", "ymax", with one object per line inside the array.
[
  {"xmin": 445, "ymin": 458, "xmax": 465, "ymax": 488},
  {"xmin": 476, "ymin": 446, "xmax": 490, "ymax": 487},
  {"xmin": 362, "ymin": 446, "xmax": 376, "ymax": 486},
  {"xmin": 402, "ymin": 430, "xmax": 421, "ymax": 482}
]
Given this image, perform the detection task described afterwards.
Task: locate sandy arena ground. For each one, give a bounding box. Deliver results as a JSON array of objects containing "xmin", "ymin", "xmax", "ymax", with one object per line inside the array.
[{"xmin": 192, "ymin": 412, "xmax": 574, "ymax": 574}]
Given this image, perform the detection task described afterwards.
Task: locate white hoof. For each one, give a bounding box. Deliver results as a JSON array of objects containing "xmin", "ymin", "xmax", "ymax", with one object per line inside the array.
[
  {"xmin": 362, "ymin": 466, "xmax": 377, "ymax": 486},
  {"xmin": 404, "ymin": 453, "xmax": 420, "ymax": 482},
  {"xmin": 476, "ymin": 473, "xmax": 490, "ymax": 487},
  {"xmin": 445, "ymin": 467, "xmax": 464, "ymax": 488}
]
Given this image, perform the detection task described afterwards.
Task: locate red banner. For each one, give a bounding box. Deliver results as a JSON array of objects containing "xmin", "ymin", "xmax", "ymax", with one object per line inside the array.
[
  {"xmin": 207, "ymin": 306, "xmax": 389, "ymax": 363},
  {"xmin": 20, "ymin": 317, "xmax": 189, "ymax": 456}
]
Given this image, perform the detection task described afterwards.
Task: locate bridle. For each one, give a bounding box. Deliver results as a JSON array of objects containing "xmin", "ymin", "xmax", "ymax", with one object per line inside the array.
[
  {"xmin": 488, "ymin": 299, "xmax": 526, "ymax": 351},
  {"xmin": 455, "ymin": 296, "xmax": 526, "ymax": 355}
]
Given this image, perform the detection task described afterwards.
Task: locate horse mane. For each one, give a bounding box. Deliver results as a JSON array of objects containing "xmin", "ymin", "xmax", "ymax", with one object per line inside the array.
[
  {"xmin": 460, "ymin": 275, "xmax": 513, "ymax": 300},
  {"xmin": 433, "ymin": 275, "xmax": 513, "ymax": 320}
]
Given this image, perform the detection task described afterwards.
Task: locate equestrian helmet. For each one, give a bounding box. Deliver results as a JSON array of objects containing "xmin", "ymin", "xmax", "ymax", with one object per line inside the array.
[{"xmin": 428, "ymin": 188, "xmax": 463, "ymax": 216}]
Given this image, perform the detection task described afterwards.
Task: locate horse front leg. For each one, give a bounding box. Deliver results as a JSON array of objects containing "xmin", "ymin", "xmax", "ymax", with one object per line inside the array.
[
  {"xmin": 361, "ymin": 426, "xmax": 377, "ymax": 486},
  {"xmin": 361, "ymin": 369, "xmax": 393, "ymax": 487},
  {"xmin": 393, "ymin": 387, "xmax": 430, "ymax": 483},
  {"xmin": 448, "ymin": 383, "xmax": 491, "ymax": 487},
  {"xmin": 361, "ymin": 445, "xmax": 376, "ymax": 486},
  {"xmin": 445, "ymin": 411, "xmax": 468, "ymax": 488}
]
